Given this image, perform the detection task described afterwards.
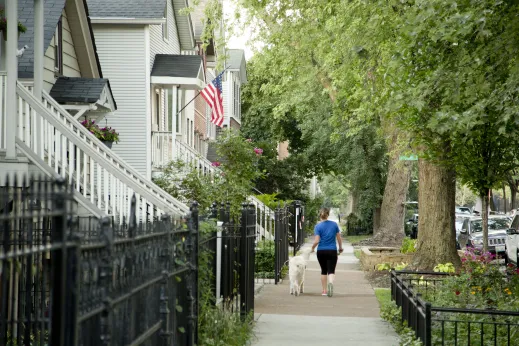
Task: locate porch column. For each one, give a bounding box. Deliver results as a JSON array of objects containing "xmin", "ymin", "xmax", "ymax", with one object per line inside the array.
[
  {"xmin": 33, "ymin": 0, "xmax": 44, "ymax": 157},
  {"xmin": 171, "ymin": 85, "xmax": 178, "ymax": 157},
  {"xmin": 5, "ymin": 0, "xmax": 18, "ymax": 159}
]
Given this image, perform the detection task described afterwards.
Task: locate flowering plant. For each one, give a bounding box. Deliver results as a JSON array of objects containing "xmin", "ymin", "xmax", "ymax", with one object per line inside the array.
[
  {"xmin": 0, "ymin": 8, "xmax": 27, "ymax": 36},
  {"xmin": 253, "ymin": 147, "xmax": 263, "ymax": 156},
  {"xmin": 81, "ymin": 119, "xmax": 119, "ymax": 143}
]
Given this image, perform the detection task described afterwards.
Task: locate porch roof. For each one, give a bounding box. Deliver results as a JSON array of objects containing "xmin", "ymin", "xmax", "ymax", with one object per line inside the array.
[
  {"xmin": 86, "ymin": 0, "xmax": 167, "ymax": 20},
  {"xmin": 17, "ymin": 0, "xmax": 67, "ymax": 79},
  {"xmin": 49, "ymin": 77, "xmax": 117, "ymax": 111},
  {"xmin": 151, "ymin": 55, "xmax": 204, "ymax": 89}
]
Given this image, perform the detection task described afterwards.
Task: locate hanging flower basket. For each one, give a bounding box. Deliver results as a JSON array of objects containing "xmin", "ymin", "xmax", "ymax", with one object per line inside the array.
[
  {"xmin": 0, "ymin": 7, "xmax": 27, "ymax": 41},
  {"xmin": 81, "ymin": 119, "xmax": 119, "ymax": 148}
]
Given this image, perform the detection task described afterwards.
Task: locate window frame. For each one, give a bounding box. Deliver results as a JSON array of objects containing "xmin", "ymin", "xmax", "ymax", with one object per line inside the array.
[
  {"xmin": 162, "ymin": 5, "xmax": 169, "ymax": 42},
  {"xmin": 54, "ymin": 17, "xmax": 63, "ymax": 75}
]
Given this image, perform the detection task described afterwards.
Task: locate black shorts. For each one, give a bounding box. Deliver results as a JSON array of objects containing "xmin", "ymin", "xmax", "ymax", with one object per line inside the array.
[{"xmin": 317, "ymin": 250, "xmax": 338, "ymax": 275}]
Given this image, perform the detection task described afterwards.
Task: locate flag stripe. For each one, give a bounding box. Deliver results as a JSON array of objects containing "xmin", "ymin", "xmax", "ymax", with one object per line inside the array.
[{"xmin": 200, "ymin": 71, "xmax": 225, "ymax": 127}]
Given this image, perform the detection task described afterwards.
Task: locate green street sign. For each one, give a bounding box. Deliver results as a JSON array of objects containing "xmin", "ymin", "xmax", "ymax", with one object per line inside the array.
[{"xmin": 399, "ymin": 155, "xmax": 418, "ymax": 161}]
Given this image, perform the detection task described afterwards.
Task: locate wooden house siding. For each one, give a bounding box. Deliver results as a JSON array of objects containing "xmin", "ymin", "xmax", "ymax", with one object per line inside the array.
[
  {"xmin": 43, "ymin": 8, "xmax": 81, "ymax": 91},
  {"xmin": 91, "ymin": 24, "xmax": 149, "ymax": 176},
  {"xmin": 149, "ymin": 0, "xmax": 181, "ymax": 69}
]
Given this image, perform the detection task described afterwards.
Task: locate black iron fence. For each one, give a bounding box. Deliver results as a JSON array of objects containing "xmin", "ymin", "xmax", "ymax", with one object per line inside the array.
[
  {"xmin": 211, "ymin": 202, "xmax": 256, "ymax": 319},
  {"xmin": 288, "ymin": 201, "xmax": 305, "ymax": 256},
  {"xmin": 0, "ymin": 176, "xmax": 199, "ymax": 346},
  {"xmin": 390, "ymin": 270, "xmax": 519, "ymax": 346}
]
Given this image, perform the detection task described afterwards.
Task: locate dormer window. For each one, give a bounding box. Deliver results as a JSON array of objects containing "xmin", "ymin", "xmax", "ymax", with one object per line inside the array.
[
  {"xmin": 162, "ymin": 5, "xmax": 169, "ymax": 41},
  {"xmin": 54, "ymin": 18, "xmax": 63, "ymax": 74}
]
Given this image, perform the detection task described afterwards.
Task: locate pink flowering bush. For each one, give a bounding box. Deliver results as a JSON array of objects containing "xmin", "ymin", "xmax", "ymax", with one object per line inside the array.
[
  {"xmin": 253, "ymin": 147, "xmax": 263, "ymax": 156},
  {"xmin": 211, "ymin": 161, "xmax": 221, "ymax": 167}
]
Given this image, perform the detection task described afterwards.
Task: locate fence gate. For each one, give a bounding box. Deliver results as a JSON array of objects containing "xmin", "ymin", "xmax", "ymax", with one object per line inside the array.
[
  {"xmin": 274, "ymin": 207, "xmax": 289, "ymax": 285},
  {"xmin": 214, "ymin": 203, "xmax": 256, "ymax": 318},
  {"xmin": 0, "ymin": 176, "xmax": 199, "ymax": 346}
]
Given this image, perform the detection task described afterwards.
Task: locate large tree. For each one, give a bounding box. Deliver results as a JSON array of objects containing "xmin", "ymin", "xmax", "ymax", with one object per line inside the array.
[
  {"xmin": 238, "ymin": 0, "xmax": 409, "ymax": 243},
  {"xmin": 387, "ymin": 0, "xmax": 519, "ymax": 260}
]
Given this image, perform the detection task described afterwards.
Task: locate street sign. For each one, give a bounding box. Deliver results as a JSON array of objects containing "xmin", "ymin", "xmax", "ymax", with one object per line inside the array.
[{"xmin": 399, "ymin": 155, "xmax": 418, "ymax": 161}]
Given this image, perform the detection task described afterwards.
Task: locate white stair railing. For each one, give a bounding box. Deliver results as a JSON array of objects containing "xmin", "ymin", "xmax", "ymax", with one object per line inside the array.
[
  {"xmin": 175, "ymin": 139, "xmax": 214, "ymax": 175},
  {"xmin": 15, "ymin": 82, "xmax": 190, "ymax": 222},
  {"xmin": 174, "ymin": 139, "xmax": 275, "ymax": 240}
]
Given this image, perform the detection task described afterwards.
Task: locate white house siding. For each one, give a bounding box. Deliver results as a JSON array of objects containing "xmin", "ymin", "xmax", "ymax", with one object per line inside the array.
[
  {"xmin": 222, "ymin": 71, "xmax": 231, "ymax": 127},
  {"xmin": 43, "ymin": 9, "xmax": 82, "ymax": 91},
  {"xmin": 92, "ymin": 25, "xmax": 149, "ymax": 176},
  {"xmin": 149, "ymin": 0, "xmax": 181, "ymax": 69}
]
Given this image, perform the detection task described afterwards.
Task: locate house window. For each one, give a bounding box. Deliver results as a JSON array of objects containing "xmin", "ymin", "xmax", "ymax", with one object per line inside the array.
[
  {"xmin": 162, "ymin": 5, "xmax": 169, "ymax": 41},
  {"xmin": 233, "ymin": 80, "xmax": 240, "ymax": 119},
  {"xmin": 54, "ymin": 18, "xmax": 63, "ymax": 74},
  {"xmin": 155, "ymin": 92, "xmax": 161, "ymax": 129}
]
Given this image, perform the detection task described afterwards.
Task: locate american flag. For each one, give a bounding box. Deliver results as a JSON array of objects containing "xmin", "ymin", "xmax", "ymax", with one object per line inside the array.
[{"xmin": 201, "ymin": 71, "xmax": 225, "ymax": 127}]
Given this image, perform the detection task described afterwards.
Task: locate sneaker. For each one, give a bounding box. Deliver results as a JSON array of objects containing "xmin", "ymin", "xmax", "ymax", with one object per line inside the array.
[
  {"xmin": 327, "ymin": 283, "xmax": 333, "ymax": 297},
  {"xmin": 321, "ymin": 291, "xmax": 327, "ymax": 296}
]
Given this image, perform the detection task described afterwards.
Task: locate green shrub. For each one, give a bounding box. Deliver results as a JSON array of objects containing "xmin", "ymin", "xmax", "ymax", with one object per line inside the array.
[
  {"xmin": 400, "ymin": 237, "xmax": 417, "ymax": 254},
  {"xmin": 198, "ymin": 221, "xmax": 254, "ymax": 345}
]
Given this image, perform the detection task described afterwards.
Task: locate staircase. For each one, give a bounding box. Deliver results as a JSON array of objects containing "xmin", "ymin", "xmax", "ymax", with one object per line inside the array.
[
  {"xmin": 13, "ymin": 81, "xmax": 190, "ymax": 222},
  {"xmin": 157, "ymin": 137, "xmax": 274, "ymax": 240}
]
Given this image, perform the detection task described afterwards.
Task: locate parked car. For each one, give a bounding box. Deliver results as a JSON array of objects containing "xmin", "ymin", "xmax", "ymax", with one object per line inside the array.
[
  {"xmin": 456, "ymin": 206, "xmax": 472, "ymax": 215},
  {"xmin": 505, "ymin": 214, "xmax": 519, "ymax": 264},
  {"xmin": 458, "ymin": 216, "xmax": 510, "ymax": 255},
  {"xmin": 405, "ymin": 214, "xmax": 418, "ymax": 239}
]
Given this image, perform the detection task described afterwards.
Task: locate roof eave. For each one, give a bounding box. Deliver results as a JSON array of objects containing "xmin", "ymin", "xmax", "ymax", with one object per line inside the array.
[
  {"xmin": 151, "ymin": 76, "xmax": 204, "ymax": 90},
  {"xmin": 90, "ymin": 17, "xmax": 166, "ymax": 25}
]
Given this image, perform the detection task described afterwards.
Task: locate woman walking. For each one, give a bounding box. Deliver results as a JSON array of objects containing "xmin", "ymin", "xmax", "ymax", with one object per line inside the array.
[{"xmin": 311, "ymin": 208, "xmax": 343, "ymax": 297}]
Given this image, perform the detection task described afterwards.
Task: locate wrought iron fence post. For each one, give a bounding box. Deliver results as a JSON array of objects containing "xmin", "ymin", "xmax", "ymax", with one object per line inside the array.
[
  {"xmin": 239, "ymin": 203, "xmax": 248, "ymax": 320},
  {"xmin": 65, "ymin": 213, "xmax": 81, "ymax": 346},
  {"xmin": 187, "ymin": 202, "xmax": 199, "ymax": 346},
  {"xmin": 274, "ymin": 207, "xmax": 280, "ymax": 285},
  {"xmin": 99, "ymin": 216, "xmax": 114, "ymax": 346},
  {"xmin": 424, "ymin": 302, "xmax": 432, "ymax": 346},
  {"xmin": 0, "ymin": 176, "xmax": 9, "ymax": 346},
  {"xmin": 50, "ymin": 177, "xmax": 68, "ymax": 346},
  {"xmin": 159, "ymin": 214, "xmax": 172, "ymax": 346}
]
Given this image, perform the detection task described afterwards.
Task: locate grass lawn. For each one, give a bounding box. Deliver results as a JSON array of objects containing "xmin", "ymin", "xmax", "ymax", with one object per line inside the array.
[
  {"xmin": 374, "ymin": 288, "xmax": 391, "ymax": 308},
  {"xmin": 344, "ymin": 234, "xmax": 372, "ymax": 244}
]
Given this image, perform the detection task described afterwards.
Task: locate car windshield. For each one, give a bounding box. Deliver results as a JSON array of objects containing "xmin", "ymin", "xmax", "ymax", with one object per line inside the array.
[
  {"xmin": 456, "ymin": 207, "xmax": 471, "ymax": 215},
  {"xmin": 471, "ymin": 219, "xmax": 510, "ymax": 232}
]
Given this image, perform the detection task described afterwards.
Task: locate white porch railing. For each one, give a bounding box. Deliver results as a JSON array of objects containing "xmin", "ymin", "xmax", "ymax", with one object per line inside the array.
[
  {"xmin": 175, "ymin": 139, "xmax": 214, "ymax": 175},
  {"xmin": 15, "ymin": 81, "xmax": 190, "ymax": 222},
  {"xmin": 150, "ymin": 128, "xmax": 275, "ymax": 240},
  {"xmin": 151, "ymin": 131, "xmax": 173, "ymax": 169},
  {"xmin": 0, "ymin": 72, "xmax": 6, "ymax": 150}
]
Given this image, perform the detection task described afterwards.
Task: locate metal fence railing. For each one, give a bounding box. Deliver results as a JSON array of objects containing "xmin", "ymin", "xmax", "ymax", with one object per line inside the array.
[
  {"xmin": 210, "ymin": 203, "xmax": 256, "ymax": 319},
  {"xmin": 390, "ymin": 270, "xmax": 519, "ymax": 346}
]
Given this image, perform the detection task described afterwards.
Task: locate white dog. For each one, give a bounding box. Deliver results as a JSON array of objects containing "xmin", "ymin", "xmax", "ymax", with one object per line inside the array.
[{"xmin": 289, "ymin": 248, "xmax": 312, "ymax": 296}]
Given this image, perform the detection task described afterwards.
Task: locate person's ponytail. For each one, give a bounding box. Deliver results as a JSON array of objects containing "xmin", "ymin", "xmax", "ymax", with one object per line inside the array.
[{"xmin": 319, "ymin": 208, "xmax": 330, "ymax": 220}]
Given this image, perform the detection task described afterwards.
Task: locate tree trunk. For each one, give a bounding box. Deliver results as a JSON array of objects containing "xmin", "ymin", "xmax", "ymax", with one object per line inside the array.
[
  {"xmin": 372, "ymin": 151, "xmax": 412, "ymax": 245},
  {"xmin": 510, "ymin": 184, "xmax": 518, "ymax": 210},
  {"xmin": 481, "ymin": 190, "xmax": 490, "ymax": 253},
  {"xmin": 413, "ymin": 159, "xmax": 460, "ymax": 269},
  {"xmin": 503, "ymin": 184, "xmax": 507, "ymax": 214}
]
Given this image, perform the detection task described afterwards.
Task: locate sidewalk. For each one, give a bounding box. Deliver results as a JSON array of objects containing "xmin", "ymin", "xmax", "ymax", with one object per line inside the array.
[{"xmin": 251, "ymin": 239, "xmax": 399, "ymax": 345}]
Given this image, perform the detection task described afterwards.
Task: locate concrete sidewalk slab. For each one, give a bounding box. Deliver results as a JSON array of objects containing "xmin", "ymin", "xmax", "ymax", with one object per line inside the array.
[
  {"xmin": 252, "ymin": 238, "xmax": 399, "ymax": 345},
  {"xmin": 252, "ymin": 314, "xmax": 399, "ymax": 346}
]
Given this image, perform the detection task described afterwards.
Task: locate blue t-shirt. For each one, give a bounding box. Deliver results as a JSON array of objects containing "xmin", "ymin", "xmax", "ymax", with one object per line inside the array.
[{"xmin": 314, "ymin": 220, "xmax": 340, "ymax": 250}]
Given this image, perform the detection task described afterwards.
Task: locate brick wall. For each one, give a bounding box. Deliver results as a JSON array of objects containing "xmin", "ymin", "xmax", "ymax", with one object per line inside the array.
[
  {"xmin": 277, "ymin": 141, "xmax": 289, "ymax": 160},
  {"xmin": 229, "ymin": 118, "xmax": 240, "ymax": 130}
]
